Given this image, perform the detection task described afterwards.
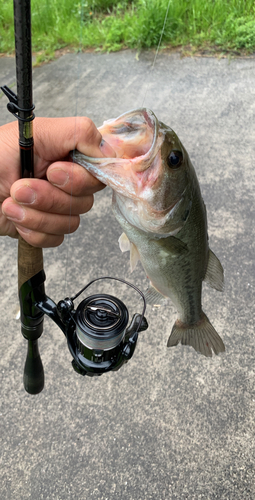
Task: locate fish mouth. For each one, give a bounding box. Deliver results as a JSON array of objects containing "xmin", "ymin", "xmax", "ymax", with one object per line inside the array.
[
  {"xmin": 97, "ymin": 108, "xmax": 160, "ymax": 172},
  {"xmin": 72, "ymin": 108, "xmax": 161, "ymax": 177}
]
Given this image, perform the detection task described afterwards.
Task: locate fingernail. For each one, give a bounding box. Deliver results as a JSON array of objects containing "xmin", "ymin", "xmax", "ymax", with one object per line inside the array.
[
  {"xmin": 2, "ymin": 203, "xmax": 25, "ymax": 222},
  {"xmin": 48, "ymin": 169, "xmax": 69, "ymax": 187},
  {"xmin": 14, "ymin": 186, "xmax": 36, "ymax": 204},
  {"xmin": 15, "ymin": 225, "xmax": 32, "ymax": 235},
  {"xmin": 100, "ymin": 139, "xmax": 116, "ymax": 157}
]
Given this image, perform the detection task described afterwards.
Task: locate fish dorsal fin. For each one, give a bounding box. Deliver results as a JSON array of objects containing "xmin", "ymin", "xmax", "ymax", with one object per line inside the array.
[
  {"xmin": 144, "ymin": 285, "xmax": 168, "ymax": 306},
  {"xmin": 130, "ymin": 242, "xmax": 140, "ymax": 272},
  {"xmin": 118, "ymin": 233, "xmax": 140, "ymax": 272},
  {"xmin": 204, "ymin": 249, "xmax": 224, "ymax": 292},
  {"xmin": 118, "ymin": 232, "xmax": 130, "ymax": 253}
]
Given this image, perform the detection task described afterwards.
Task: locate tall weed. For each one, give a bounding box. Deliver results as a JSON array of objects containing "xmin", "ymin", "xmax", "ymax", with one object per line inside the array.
[{"xmin": 0, "ymin": 0, "xmax": 254, "ymax": 54}]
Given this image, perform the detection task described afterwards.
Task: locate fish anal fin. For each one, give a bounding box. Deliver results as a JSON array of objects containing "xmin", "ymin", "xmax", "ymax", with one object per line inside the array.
[
  {"xmin": 130, "ymin": 243, "xmax": 140, "ymax": 272},
  {"xmin": 118, "ymin": 232, "xmax": 130, "ymax": 253},
  {"xmin": 204, "ymin": 249, "xmax": 224, "ymax": 292},
  {"xmin": 144, "ymin": 285, "xmax": 168, "ymax": 306},
  {"xmin": 167, "ymin": 312, "xmax": 225, "ymax": 357}
]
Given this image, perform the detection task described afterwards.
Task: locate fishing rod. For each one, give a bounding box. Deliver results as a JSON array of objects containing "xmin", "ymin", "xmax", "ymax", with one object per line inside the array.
[
  {"xmin": 1, "ymin": 0, "xmax": 148, "ymax": 395},
  {"xmin": 1, "ymin": 0, "xmax": 45, "ymax": 395}
]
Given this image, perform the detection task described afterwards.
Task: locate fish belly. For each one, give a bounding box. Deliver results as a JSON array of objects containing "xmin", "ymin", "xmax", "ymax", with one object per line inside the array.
[{"xmin": 113, "ymin": 195, "xmax": 206, "ymax": 325}]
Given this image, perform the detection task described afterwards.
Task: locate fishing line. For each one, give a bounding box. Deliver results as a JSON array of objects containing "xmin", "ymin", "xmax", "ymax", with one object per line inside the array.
[
  {"xmin": 141, "ymin": 0, "xmax": 171, "ymax": 108},
  {"xmin": 65, "ymin": 0, "xmax": 171, "ymax": 291},
  {"xmin": 64, "ymin": 0, "xmax": 85, "ymax": 294}
]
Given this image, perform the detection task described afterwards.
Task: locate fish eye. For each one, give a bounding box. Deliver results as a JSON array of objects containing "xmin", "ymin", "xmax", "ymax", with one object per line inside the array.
[{"xmin": 167, "ymin": 150, "xmax": 183, "ymax": 169}]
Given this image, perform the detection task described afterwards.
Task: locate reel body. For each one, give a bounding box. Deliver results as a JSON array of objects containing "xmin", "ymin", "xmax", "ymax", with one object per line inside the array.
[{"xmin": 58, "ymin": 292, "xmax": 147, "ymax": 377}]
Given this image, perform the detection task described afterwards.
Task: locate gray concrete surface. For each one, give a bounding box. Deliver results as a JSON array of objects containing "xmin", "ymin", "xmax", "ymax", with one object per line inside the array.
[{"xmin": 0, "ymin": 50, "xmax": 255, "ymax": 499}]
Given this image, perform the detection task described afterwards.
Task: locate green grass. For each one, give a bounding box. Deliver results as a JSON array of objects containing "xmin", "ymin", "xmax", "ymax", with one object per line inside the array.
[{"xmin": 0, "ymin": 0, "xmax": 255, "ymax": 60}]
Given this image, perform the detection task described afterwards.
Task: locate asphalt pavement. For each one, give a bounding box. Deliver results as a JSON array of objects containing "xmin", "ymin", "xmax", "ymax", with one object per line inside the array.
[{"xmin": 0, "ymin": 50, "xmax": 255, "ymax": 499}]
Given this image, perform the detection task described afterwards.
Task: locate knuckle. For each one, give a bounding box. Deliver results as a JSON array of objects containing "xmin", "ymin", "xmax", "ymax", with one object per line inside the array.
[
  {"xmin": 45, "ymin": 196, "xmax": 56, "ymax": 212},
  {"xmin": 76, "ymin": 116, "xmax": 100, "ymax": 145},
  {"xmin": 29, "ymin": 211, "xmax": 48, "ymax": 231},
  {"xmin": 17, "ymin": 230, "xmax": 41, "ymax": 247},
  {"xmin": 44, "ymin": 235, "xmax": 65, "ymax": 248},
  {"xmin": 68, "ymin": 215, "xmax": 80, "ymax": 233},
  {"xmin": 83, "ymin": 195, "xmax": 94, "ymax": 213},
  {"xmin": 24, "ymin": 231, "xmax": 64, "ymax": 248}
]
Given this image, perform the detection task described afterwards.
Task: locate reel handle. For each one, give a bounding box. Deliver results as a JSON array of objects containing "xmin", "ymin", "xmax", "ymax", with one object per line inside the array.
[{"xmin": 23, "ymin": 339, "xmax": 44, "ymax": 395}]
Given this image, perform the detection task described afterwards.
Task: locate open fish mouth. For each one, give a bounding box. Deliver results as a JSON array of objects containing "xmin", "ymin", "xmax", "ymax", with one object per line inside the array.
[
  {"xmin": 72, "ymin": 108, "xmax": 190, "ymax": 228},
  {"xmin": 97, "ymin": 108, "xmax": 160, "ymax": 172},
  {"xmin": 72, "ymin": 108, "xmax": 162, "ymax": 176}
]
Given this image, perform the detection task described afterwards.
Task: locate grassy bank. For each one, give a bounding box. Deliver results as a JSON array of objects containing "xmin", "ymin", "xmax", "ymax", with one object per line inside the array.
[{"xmin": 1, "ymin": 0, "xmax": 255, "ymax": 61}]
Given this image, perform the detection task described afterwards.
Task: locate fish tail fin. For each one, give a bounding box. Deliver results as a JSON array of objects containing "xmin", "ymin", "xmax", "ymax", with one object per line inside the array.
[{"xmin": 167, "ymin": 312, "xmax": 225, "ymax": 357}]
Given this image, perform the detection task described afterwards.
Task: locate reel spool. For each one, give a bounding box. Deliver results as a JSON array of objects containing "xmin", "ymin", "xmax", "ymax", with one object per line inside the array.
[{"xmin": 75, "ymin": 294, "xmax": 129, "ymax": 367}]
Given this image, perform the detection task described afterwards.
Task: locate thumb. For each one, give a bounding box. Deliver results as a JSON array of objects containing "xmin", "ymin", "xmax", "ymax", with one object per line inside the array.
[{"xmin": 33, "ymin": 116, "xmax": 116, "ymax": 162}]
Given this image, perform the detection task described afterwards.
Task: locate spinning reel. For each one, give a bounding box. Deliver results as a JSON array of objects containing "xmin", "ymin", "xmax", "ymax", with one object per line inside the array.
[{"xmin": 20, "ymin": 271, "xmax": 148, "ymax": 394}]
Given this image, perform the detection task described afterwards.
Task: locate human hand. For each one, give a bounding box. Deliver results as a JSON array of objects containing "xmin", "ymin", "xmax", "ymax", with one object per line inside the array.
[{"xmin": 0, "ymin": 117, "xmax": 115, "ymax": 247}]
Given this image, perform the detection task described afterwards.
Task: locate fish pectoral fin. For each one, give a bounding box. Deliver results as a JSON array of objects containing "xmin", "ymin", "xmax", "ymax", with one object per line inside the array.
[
  {"xmin": 130, "ymin": 243, "xmax": 140, "ymax": 272},
  {"xmin": 204, "ymin": 249, "xmax": 224, "ymax": 292},
  {"xmin": 167, "ymin": 312, "xmax": 225, "ymax": 357},
  {"xmin": 118, "ymin": 233, "xmax": 140, "ymax": 272},
  {"xmin": 158, "ymin": 236, "xmax": 188, "ymax": 256},
  {"xmin": 118, "ymin": 232, "xmax": 130, "ymax": 253},
  {"xmin": 144, "ymin": 285, "xmax": 168, "ymax": 306}
]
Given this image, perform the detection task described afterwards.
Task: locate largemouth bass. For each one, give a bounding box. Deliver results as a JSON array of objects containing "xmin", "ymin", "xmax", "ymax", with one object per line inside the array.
[{"xmin": 73, "ymin": 109, "xmax": 225, "ymax": 357}]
